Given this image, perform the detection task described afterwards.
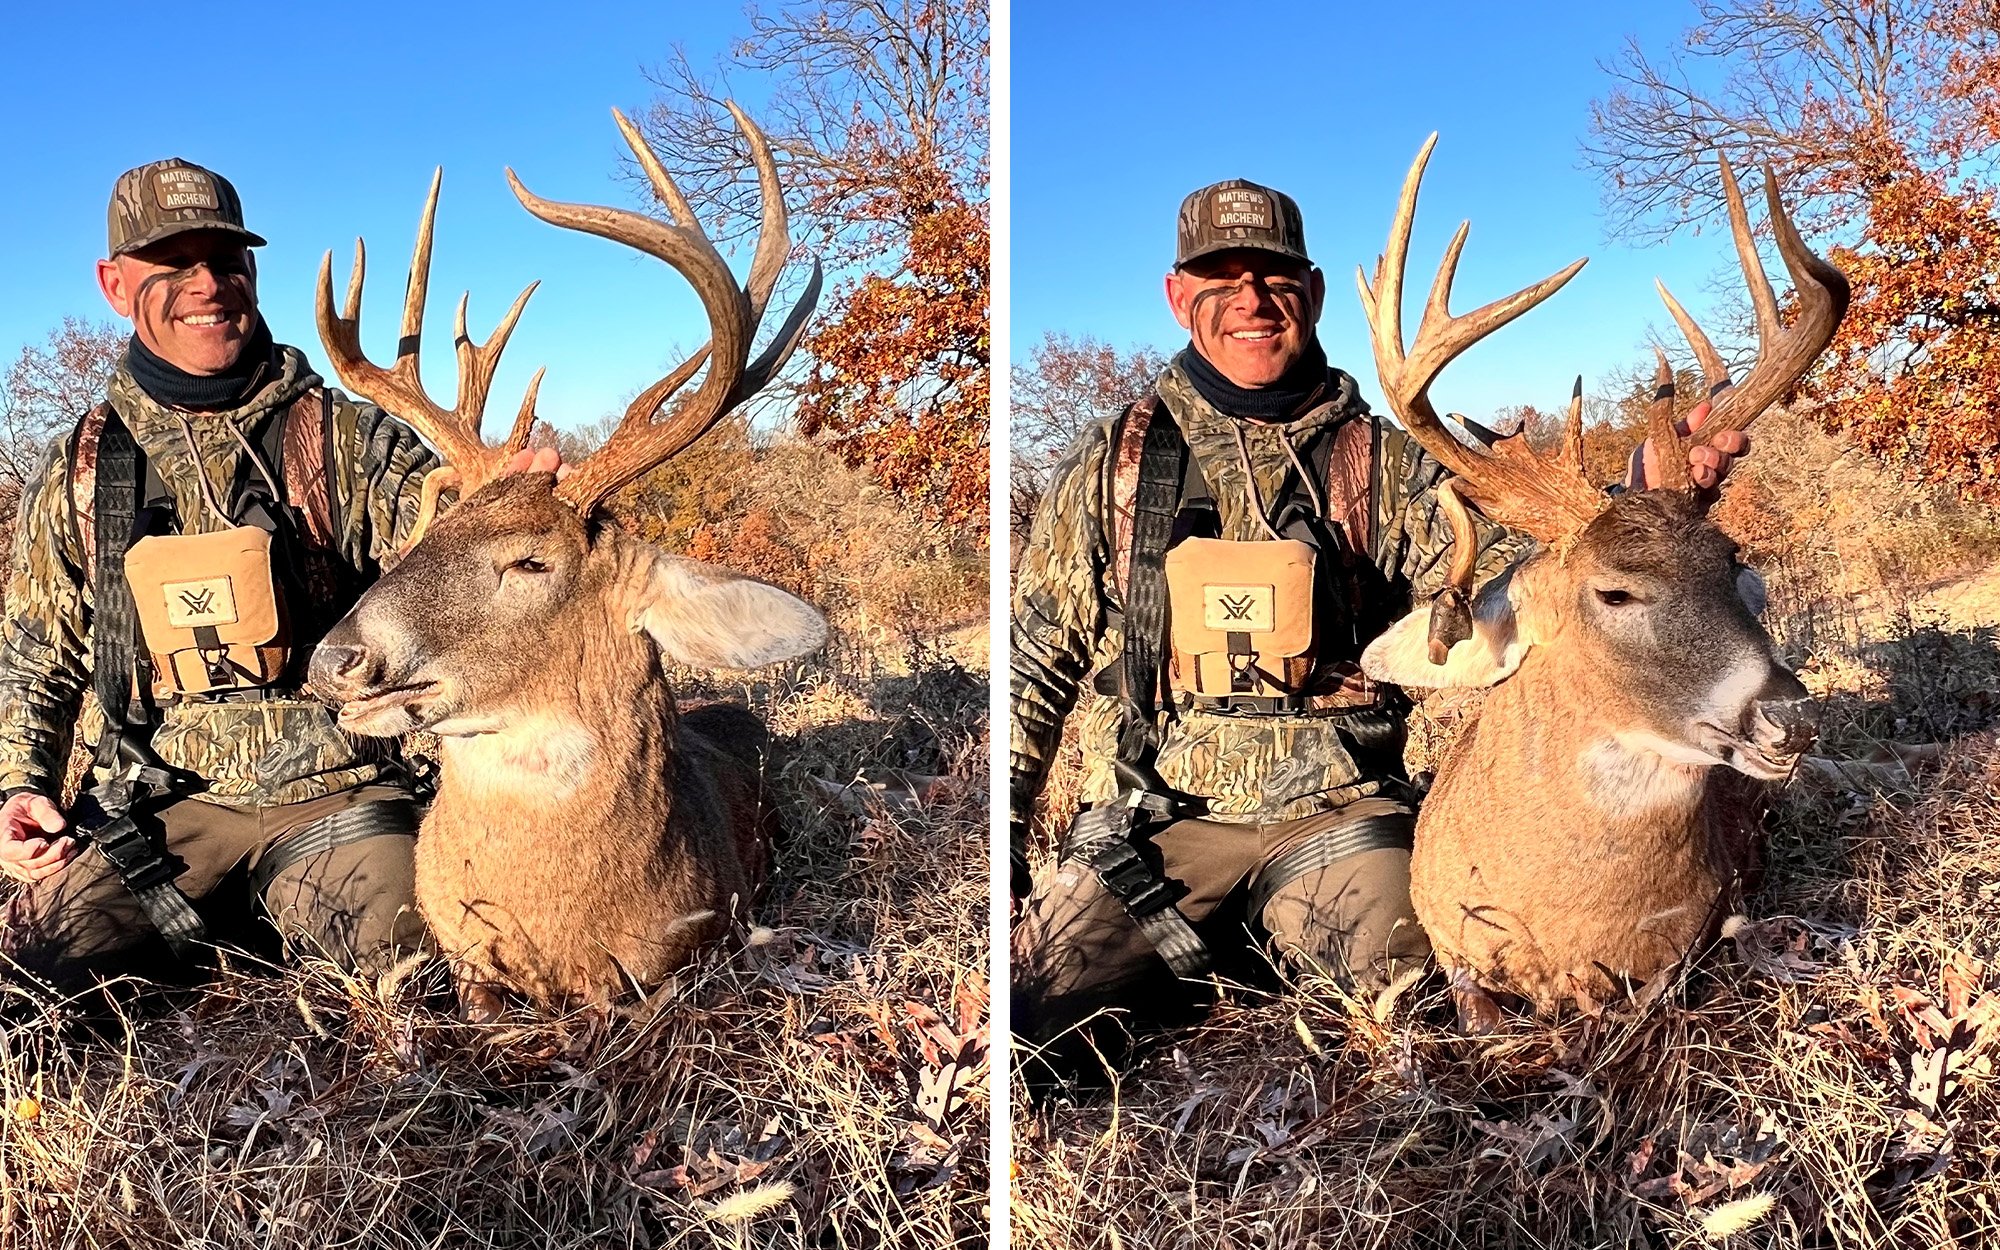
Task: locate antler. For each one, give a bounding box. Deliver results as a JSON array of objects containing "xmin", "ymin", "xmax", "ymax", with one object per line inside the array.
[
  {"xmin": 315, "ymin": 170, "xmax": 545, "ymax": 510},
  {"xmin": 509, "ymin": 104, "xmax": 823, "ymax": 514},
  {"xmin": 1356, "ymin": 135, "xmax": 1607, "ymax": 545},
  {"xmin": 1649, "ymin": 155, "xmax": 1850, "ymax": 487}
]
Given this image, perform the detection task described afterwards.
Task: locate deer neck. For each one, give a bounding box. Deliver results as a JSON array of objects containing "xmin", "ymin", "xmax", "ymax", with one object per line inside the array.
[
  {"xmin": 1473, "ymin": 644, "xmax": 1710, "ymax": 829},
  {"xmin": 432, "ymin": 600, "xmax": 676, "ymax": 827}
]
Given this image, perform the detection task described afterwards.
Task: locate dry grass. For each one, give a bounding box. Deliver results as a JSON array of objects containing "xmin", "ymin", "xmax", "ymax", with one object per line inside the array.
[
  {"xmin": 1013, "ymin": 551, "xmax": 2000, "ymax": 1246},
  {"xmin": 0, "ymin": 639, "xmax": 989, "ymax": 1249}
]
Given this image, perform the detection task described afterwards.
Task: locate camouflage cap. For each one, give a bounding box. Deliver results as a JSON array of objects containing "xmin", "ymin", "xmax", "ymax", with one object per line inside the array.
[
  {"xmin": 1176, "ymin": 179, "xmax": 1309, "ymax": 269},
  {"xmin": 107, "ymin": 159, "xmax": 267, "ymax": 257}
]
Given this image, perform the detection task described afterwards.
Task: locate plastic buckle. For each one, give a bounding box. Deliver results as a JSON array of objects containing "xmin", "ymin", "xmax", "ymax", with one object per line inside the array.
[
  {"xmin": 199, "ymin": 648, "xmax": 234, "ymax": 688},
  {"xmin": 90, "ymin": 815, "xmax": 183, "ymax": 894},
  {"xmin": 1090, "ymin": 839, "xmax": 1185, "ymax": 918}
]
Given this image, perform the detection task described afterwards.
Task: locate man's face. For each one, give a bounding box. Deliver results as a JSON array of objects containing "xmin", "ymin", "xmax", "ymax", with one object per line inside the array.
[
  {"xmin": 1165, "ymin": 249, "xmax": 1325, "ymax": 388},
  {"xmin": 96, "ymin": 230, "xmax": 260, "ymax": 376}
]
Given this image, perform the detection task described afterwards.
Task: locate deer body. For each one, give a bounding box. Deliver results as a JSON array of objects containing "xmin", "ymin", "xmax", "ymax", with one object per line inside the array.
[
  {"xmin": 315, "ymin": 479, "xmax": 822, "ymax": 1010},
  {"xmin": 410, "ymin": 542, "xmax": 774, "ymax": 1004},
  {"xmin": 1351, "ymin": 138, "xmax": 1846, "ymax": 1015},
  {"xmin": 307, "ymin": 106, "xmax": 827, "ymax": 1016},
  {"xmin": 1404, "ymin": 631, "xmax": 1739, "ymax": 1007}
]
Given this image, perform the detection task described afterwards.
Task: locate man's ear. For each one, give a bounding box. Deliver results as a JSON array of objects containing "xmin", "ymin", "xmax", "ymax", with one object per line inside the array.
[
  {"xmin": 97, "ymin": 257, "xmax": 133, "ymax": 318},
  {"xmin": 1361, "ymin": 559, "xmax": 1551, "ymax": 689},
  {"xmin": 632, "ymin": 552, "xmax": 827, "ymax": 670},
  {"xmin": 1164, "ymin": 270, "xmax": 1194, "ymax": 329}
]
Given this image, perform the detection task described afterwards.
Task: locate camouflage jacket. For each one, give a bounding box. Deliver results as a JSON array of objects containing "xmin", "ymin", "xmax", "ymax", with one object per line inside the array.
[
  {"xmin": 0, "ymin": 344, "xmax": 437, "ymax": 807},
  {"xmin": 1010, "ymin": 353, "xmax": 1525, "ymax": 827}
]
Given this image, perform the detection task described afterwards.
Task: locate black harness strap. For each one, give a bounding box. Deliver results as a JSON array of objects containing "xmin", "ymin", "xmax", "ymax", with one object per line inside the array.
[
  {"xmin": 91, "ymin": 411, "xmax": 144, "ymax": 756},
  {"xmin": 1117, "ymin": 407, "xmax": 1187, "ymax": 759},
  {"xmin": 79, "ymin": 409, "xmax": 207, "ymax": 954},
  {"xmin": 1080, "ymin": 405, "xmax": 1212, "ymax": 976},
  {"xmin": 248, "ymin": 797, "xmax": 420, "ymax": 901}
]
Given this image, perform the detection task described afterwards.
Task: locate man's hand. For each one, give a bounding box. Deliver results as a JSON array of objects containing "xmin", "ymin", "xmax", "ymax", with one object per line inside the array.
[
  {"xmin": 0, "ymin": 793, "xmax": 73, "ymax": 885},
  {"xmin": 499, "ymin": 448, "xmax": 567, "ymax": 479},
  {"xmin": 1627, "ymin": 400, "xmax": 1749, "ymax": 492}
]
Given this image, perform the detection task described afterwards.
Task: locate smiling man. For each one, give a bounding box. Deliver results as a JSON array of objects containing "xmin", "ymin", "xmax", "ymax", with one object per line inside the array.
[
  {"xmin": 1009, "ymin": 178, "xmax": 1743, "ymax": 1093},
  {"xmin": 0, "ymin": 159, "xmax": 450, "ymax": 995}
]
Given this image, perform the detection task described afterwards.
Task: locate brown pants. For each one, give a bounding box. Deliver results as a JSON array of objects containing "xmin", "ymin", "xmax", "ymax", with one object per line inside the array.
[
  {"xmin": 2, "ymin": 784, "xmax": 426, "ymax": 994},
  {"xmin": 1012, "ymin": 797, "xmax": 1429, "ymax": 1089}
]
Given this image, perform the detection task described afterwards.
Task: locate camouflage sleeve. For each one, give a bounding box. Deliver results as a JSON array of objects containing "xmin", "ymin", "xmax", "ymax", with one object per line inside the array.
[
  {"xmin": 1009, "ymin": 419, "xmax": 1116, "ymax": 830},
  {"xmin": 0, "ymin": 435, "xmax": 92, "ymax": 796},
  {"xmin": 325, "ymin": 391, "xmax": 440, "ymax": 570},
  {"xmin": 1373, "ymin": 425, "xmax": 1530, "ymax": 602}
]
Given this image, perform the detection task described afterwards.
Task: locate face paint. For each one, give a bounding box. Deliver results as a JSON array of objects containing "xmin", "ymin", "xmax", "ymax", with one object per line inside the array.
[
  {"xmin": 118, "ymin": 243, "xmax": 258, "ymax": 375},
  {"xmin": 1176, "ymin": 260, "xmax": 1319, "ymax": 388}
]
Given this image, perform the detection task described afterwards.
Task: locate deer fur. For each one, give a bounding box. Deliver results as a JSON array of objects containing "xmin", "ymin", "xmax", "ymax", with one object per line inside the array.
[
  {"xmin": 1363, "ymin": 490, "xmax": 1811, "ymax": 1011},
  {"xmin": 309, "ymin": 474, "xmax": 825, "ymax": 1012}
]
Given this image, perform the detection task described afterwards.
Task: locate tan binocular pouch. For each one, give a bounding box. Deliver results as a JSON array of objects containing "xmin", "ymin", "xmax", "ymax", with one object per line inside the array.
[
  {"xmin": 124, "ymin": 526, "xmax": 287, "ymax": 696},
  {"xmin": 1164, "ymin": 537, "xmax": 1315, "ymax": 698}
]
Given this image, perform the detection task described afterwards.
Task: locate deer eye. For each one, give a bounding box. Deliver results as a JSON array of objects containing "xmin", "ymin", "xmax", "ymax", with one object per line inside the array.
[
  {"xmin": 1595, "ymin": 588, "xmax": 1635, "ymax": 606},
  {"xmin": 506, "ymin": 557, "xmax": 548, "ymax": 575}
]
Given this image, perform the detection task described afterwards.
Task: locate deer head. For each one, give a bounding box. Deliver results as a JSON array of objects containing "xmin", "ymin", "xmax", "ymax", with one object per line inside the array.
[
  {"xmin": 1356, "ymin": 136, "xmax": 1848, "ymax": 780},
  {"xmin": 307, "ymin": 106, "xmax": 827, "ymax": 736}
]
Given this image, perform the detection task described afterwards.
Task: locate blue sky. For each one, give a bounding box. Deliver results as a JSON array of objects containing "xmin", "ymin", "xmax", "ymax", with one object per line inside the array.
[
  {"xmin": 2, "ymin": 1, "xmax": 782, "ymax": 432},
  {"xmin": 1013, "ymin": 0, "xmax": 1737, "ymax": 422}
]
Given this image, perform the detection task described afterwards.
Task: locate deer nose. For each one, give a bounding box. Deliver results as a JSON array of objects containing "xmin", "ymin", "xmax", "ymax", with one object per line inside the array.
[
  {"xmin": 1751, "ymin": 672, "xmax": 1817, "ymax": 757},
  {"xmin": 307, "ymin": 642, "xmax": 378, "ymax": 703}
]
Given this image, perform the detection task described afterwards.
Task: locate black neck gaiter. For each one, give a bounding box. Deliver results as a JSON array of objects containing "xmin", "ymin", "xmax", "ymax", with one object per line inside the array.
[
  {"xmin": 126, "ymin": 318, "xmax": 276, "ymax": 411},
  {"xmin": 1181, "ymin": 336, "xmax": 1330, "ymax": 422}
]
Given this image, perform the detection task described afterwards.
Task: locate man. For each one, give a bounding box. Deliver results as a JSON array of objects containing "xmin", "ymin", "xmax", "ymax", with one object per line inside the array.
[
  {"xmin": 1010, "ymin": 179, "xmax": 1743, "ymax": 1087},
  {"xmin": 0, "ymin": 158, "xmax": 525, "ymax": 994}
]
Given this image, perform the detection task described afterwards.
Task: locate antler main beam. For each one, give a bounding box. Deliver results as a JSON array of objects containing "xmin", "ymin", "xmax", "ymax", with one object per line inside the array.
[
  {"xmin": 509, "ymin": 104, "xmax": 823, "ymax": 513},
  {"xmin": 1356, "ymin": 134, "xmax": 1608, "ymax": 544}
]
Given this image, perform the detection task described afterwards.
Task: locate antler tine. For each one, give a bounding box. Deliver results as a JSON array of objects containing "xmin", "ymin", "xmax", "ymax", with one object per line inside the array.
[
  {"xmin": 737, "ymin": 258, "xmax": 824, "ymax": 402},
  {"xmin": 1648, "ymin": 346, "xmax": 1688, "ymax": 475},
  {"xmin": 1356, "ymin": 135, "xmax": 1602, "ymax": 544},
  {"xmin": 1721, "ymin": 154, "xmax": 1782, "ymax": 354},
  {"xmin": 1691, "ymin": 159, "xmax": 1850, "ymax": 451},
  {"xmin": 314, "ymin": 171, "xmax": 545, "ymax": 497},
  {"xmin": 450, "ymin": 280, "xmax": 541, "ymax": 444},
  {"xmin": 1653, "ymin": 278, "xmax": 1731, "ymax": 394},
  {"xmin": 726, "ymin": 100, "xmax": 791, "ymax": 323},
  {"xmin": 501, "ymin": 367, "xmax": 545, "ymax": 459},
  {"xmin": 1560, "ymin": 375, "xmax": 1585, "ymax": 475},
  {"xmin": 402, "ymin": 169, "xmax": 442, "ymax": 357}
]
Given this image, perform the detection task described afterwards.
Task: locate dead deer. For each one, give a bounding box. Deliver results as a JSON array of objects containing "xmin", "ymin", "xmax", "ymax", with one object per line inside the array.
[
  {"xmin": 305, "ymin": 107, "xmax": 827, "ymax": 1019},
  {"xmin": 1354, "ymin": 137, "xmax": 1848, "ymax": 1019}
]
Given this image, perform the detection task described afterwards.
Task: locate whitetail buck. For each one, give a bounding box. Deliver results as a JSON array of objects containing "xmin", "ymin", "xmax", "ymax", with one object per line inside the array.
[
  {"xmin": 1355, "ymin": 137, "xmax": 1848, "ymax": 1018},
  {"xmin": 306, "ymin": 107, "xmax": 827, "ymax": 1019}
]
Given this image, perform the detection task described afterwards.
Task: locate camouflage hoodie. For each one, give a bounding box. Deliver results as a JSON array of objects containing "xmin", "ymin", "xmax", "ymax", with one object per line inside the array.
[
  {"xmin": 0, "ymin": 344, "xmax": 437, "ymax": 807},
  {"xmin": 1010, "ymin": 352, "xmax": 1524, "ymax": 827}
]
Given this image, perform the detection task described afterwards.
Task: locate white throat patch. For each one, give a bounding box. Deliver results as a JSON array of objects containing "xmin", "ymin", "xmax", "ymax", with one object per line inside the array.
[
  {"xmin": 1582, "ymin": 736, "xmax": 1707, "ymax": 817},
  {"xmin": 440, "ymin": 714, "xmax": 598, "ymax": 799}
]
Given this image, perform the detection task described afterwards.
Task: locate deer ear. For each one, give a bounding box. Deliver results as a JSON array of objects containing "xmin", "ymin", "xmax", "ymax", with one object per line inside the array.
[
  {"xmin": 1361, "ymin": 560, "xmax": 1546, "ymax": 689},
  {"xmin": 633, "ymin": 553, "xmax": 827, "ymax": 670}
]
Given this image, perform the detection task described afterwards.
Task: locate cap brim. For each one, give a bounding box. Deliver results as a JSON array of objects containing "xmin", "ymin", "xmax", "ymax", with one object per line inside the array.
[
  {"xmin": 113, "ymin": 220, "xmax": 267, "ymax": 257},
  {"xmin": 1176, "ymin": 239, "xmax": 1313, "ymax": 270}
]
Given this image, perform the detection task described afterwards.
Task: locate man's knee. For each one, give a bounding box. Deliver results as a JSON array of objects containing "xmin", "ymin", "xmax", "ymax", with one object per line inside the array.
[
  {"xmin": 262, "ymin": 833, "xmax": 428, "ymax": 975},
  {"xmin": 1259, "ymin": 846, "xmax": 1430, "ymax": 989},
  {"xmin": 1012, "ymin": 857, "xmax": 1213, "ymax": 1093}
]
